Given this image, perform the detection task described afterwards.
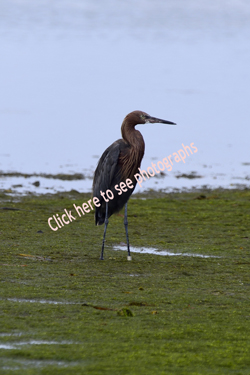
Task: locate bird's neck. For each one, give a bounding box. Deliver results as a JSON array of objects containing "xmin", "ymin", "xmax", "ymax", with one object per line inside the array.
[
  {"xmin": 121, "ymin": 119, "xmax": 145, "ymax": 155},
  {"xmin": 120, "ymin": 119, "xmax": 145, "ymax": 180}
]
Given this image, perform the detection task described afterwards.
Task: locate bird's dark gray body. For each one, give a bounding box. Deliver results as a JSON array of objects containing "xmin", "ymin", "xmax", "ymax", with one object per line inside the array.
[
  {"xmin": 92, "ymin": 110, "xmax": 176, "ymax": 260},
  {"xmin": 93, "ymin": 139, "xmax": 137, "ymax": 225}
]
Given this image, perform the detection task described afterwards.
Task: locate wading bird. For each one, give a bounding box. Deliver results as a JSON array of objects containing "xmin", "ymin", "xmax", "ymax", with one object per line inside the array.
[{"xmin": 93, "ymin": 110, "xmax": 176, "ymax": 260}]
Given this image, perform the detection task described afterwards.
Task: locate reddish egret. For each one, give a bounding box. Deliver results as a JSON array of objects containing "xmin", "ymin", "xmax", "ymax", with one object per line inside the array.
[{"xmin": 93, "ymin": 110, "xmax": 176, "ymax": 260}]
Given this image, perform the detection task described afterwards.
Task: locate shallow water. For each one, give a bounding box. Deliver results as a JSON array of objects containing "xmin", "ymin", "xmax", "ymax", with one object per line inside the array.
[
  {"xmin": 3, "ymin": 298, "xmax": 80, "ymax": 305},
  {"xmin": 0, "ymin": 0, "xmax": 249, "ymax": 194},
  {"xmin": 0, "ymin": 340, "xmax": 76, "ymax": 350},
  {"xmin": 113, "ymin": 245, "xmax": 220, "ymax": 258}
]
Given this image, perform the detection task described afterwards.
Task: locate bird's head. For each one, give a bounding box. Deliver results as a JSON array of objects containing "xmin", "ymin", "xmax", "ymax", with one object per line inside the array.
[{"xmin": 126, "ymin": 110, "xmax": 176, "ymax": 126}]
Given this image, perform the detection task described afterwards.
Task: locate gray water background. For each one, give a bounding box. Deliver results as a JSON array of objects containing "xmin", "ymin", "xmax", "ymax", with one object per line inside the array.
[{"xmin": 0, "ymin": 0, "xmax": 249, "ymax": 194}]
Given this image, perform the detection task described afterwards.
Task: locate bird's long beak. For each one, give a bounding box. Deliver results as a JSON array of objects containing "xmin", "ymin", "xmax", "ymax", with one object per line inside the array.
[{"xmin": 145, "ymin": 115, "xmax": 176, "ymax": 125}]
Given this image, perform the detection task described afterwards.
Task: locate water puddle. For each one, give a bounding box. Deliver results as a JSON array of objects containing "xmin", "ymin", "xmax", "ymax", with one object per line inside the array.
[
  {"xmin": 4, "ymin": 298, "xmax": 81, "ymax": 305},
  {"xmin": 129, "ymin": 274, "xmax": 140, "ymax": 277},
  {"xmin": 113, "ymin": 245, "xmax": 220, "ymax": 258},
  {"xmin": 0, "ymin": 340, "xmax": 77, "ymax": 350}
]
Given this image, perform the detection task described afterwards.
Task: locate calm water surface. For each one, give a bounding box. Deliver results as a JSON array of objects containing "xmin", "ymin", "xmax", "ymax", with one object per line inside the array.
[{"xmin": 0, "ymin": 0, "xmax": 249, "ymax": 194}]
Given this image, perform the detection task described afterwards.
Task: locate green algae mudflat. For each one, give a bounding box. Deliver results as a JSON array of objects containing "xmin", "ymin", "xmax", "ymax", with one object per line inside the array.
[{"xmin": 0, "ymin": 189, "xmax": 250, "ymax": 374}]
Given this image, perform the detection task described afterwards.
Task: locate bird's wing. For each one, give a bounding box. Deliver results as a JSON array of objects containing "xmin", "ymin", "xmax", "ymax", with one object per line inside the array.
[{"xmin": 92, "ymin": 140, "xmax": 123, "ymax": 200}]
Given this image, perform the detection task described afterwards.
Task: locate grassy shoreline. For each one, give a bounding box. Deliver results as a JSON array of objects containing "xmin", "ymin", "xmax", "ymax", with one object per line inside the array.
[{"xmin": 0, "ymin": 189, "xmax": 250, "ymax": 374}]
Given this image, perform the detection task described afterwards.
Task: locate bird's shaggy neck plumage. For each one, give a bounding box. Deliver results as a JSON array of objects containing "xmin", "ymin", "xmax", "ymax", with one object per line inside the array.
[{"xmin": 120, "ymin": 111, "xmax": 145, "ymax": 180}]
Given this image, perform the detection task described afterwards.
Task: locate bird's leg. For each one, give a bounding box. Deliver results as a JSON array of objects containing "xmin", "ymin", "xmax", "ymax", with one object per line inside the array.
[
  {"xmin": 124, "ymin": 203, "xmax": 132, "ymax": 261},
  {"xmin": 100, "ymin": 202, "xmax": 109, "ymax": 260}
]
